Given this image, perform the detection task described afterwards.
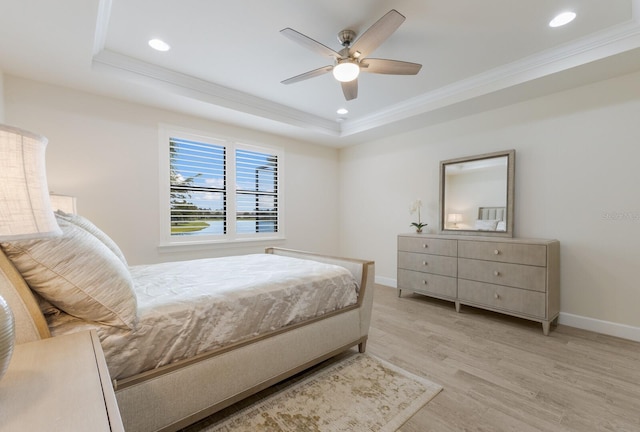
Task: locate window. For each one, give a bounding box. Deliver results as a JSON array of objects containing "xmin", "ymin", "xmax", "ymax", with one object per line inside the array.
[{"xmin": 160, "ymin": 126, "xmax": 283, "ymax": 246}]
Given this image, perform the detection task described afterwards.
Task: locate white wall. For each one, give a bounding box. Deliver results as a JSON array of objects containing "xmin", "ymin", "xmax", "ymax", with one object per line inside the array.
[
  {"xmin": 5, "ymin": 71, "xmax": 640, "ymax": 339},
  {"xmin": 4, "ymin": 76, "xmax": 341, "ymax": 265},
  {"xmin": 339, "ymin": 70, "xmax": 640, "ymax": 333}
]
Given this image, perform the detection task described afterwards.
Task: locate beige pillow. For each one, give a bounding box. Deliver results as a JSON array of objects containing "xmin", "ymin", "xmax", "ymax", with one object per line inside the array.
[
  {"xmin": 55, "ymin": 210, "xmax": 128, "ymax": 265},
  {"xmin": 474, "ymin": 219, "xmax": 499, "ymax": 231},
  {"xmin": 1, "ymin": 215, "xmax": 137, "ymax": 329},
  {"xmin": 33, "ymin": 292, "xmax": 62, "ymax": 316}
]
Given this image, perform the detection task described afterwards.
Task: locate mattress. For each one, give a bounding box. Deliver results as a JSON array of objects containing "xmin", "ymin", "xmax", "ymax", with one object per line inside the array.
[{"xmin": 46, "ymin": 254, "xmax": 359, "ymax": 380}]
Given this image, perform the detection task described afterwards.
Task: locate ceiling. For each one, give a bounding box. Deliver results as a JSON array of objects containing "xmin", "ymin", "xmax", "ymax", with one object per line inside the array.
[{"xmin": 1, "ymin": 0, "xmax": 640, "ymax": 147}]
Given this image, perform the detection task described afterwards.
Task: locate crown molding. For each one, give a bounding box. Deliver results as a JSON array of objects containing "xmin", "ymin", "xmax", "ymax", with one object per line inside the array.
[
  {"xmin": 92, "ymin": 50, "xmax": 340, "ymax": 136},
  {"xmin": 92, "ymin": 0, "xmax": 112, "ymax": 56},
  {"xmin": 92, "ymin": 0, "xmax": 339, "ymax": 137},
  {"xmin": 340, "ymin": 18, "xmax": 640, "ymax": 137},
  {"xmin": 93, "ymin": 0, "xmax": 640, "ymax": 141}
]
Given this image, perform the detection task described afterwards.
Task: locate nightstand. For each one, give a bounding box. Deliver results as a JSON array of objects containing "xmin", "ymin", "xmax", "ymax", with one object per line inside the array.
[{"xmin": 0, "ymin": 330, "xmax": 123, "ymax": 431}]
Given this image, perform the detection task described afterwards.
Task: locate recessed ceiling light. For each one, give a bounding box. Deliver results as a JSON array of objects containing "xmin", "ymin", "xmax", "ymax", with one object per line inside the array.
[
  {"xmin": 336, "ymin": 108, "xmax": 349, "ymax": 115},
  {"xmin": 549, "ymin": 11, "xmax": 576, "ymax": 28},
  {"xmin": 148, "ymin": 38, "xmax": 171, "ymax": 51}
]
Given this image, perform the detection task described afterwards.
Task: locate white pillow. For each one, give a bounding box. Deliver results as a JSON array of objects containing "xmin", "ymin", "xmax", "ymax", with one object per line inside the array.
[
  {"xmin": 475, "ymin": 219, "xmax": 499, "ymax": 231},
  {"xmin": 496, "ymin": 220, "xmax": 507, "ymax": 231},
  {"xmin": 55, "ymin": 210, "xmax": 128, "ymax": 265},
  {"xmin": 1, "ymin": 215, "xmax": 138, "ymax": 329}
]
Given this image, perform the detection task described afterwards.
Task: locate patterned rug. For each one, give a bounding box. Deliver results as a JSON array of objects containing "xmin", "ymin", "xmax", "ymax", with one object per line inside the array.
[{"xmin": 190, "ymin": 353, "xmax": 442, "ymax": 432}]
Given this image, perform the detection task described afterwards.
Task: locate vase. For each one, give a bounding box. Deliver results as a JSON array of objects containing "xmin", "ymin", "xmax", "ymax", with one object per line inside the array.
[
  {"xmin": 415, "ymin": 228, "xmax": 423, "ymax": 233},
  {"xmin": 0, "ymin": 294, "xmax": 15, "ymax": 381}
]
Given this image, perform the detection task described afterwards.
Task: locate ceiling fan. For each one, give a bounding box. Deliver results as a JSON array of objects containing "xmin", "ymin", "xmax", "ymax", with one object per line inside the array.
[{"xmin": 280, "ymin": 9, "xmax": 422, "ymax": 101}]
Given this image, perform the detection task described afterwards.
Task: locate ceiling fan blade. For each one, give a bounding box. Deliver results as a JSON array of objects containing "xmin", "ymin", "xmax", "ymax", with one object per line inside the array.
[
  {"xmin": 280, "ymin": 28, "xmax": 341, "ymax": 59},
  {"xmin": 360, "ymin": 58, "xmax": 422, "ymax": 75},
  {"xmin": 281, "ymin": 65, "xmax": 333, "ymax": 85},
  {"xmin": 341, "ymin": 79, "xmax": 358, "ymax": 101},
  {"xmin": 350, "ymin": 9, "xmax": 406, "ymax": 59}
]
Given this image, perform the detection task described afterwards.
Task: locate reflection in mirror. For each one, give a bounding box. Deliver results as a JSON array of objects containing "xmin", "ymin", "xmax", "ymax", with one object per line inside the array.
[{"xmin": 440, "ymin": 150, "xmax": 515, "ymax": 237}]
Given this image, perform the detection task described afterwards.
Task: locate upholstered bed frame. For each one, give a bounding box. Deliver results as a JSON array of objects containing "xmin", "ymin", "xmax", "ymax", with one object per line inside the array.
[
  {"xmin": 0, "ymin": 247, "xmax": 375, "ymax": 432},
  {"xmin": 477, "ymin": 206, "xmax": 506, "ymax": 221}
]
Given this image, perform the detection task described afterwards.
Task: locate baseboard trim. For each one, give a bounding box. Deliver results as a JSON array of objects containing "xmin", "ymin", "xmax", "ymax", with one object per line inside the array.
[
  {"xmin": 375, "ymin": 276, "xmax": 397, "ymax": 288},
  {"xmin": 558, "ymin": 312, "xmax": 640, "ymax": 343},
  {"xmin": 378, "ymin": 277, "xmax": 640, "ymax": 343}
]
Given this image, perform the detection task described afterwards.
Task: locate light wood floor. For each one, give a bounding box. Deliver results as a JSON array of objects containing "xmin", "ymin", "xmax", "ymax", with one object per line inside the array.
[
  {"xmin": 185, "ymin": 284, "xmax": 640, "ymax": 431},
  {"xmin": 370, "ymin": 284, "xmax": 640, "ymax": 432}
]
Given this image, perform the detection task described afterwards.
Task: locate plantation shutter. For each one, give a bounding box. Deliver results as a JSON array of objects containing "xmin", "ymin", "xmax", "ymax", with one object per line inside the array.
[
  {"xmin": 235, "ymin": 148, "xmax": 278, "ymax": 234},
  {"xmin": 169, "ymin": 137, "xmax": 226, "ymax": 236}
]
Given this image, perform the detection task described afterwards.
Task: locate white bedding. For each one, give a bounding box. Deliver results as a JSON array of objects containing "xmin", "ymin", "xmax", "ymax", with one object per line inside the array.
[{"xmin": 46, "ymin": 254, "xmax": 359, "ymax": 380}]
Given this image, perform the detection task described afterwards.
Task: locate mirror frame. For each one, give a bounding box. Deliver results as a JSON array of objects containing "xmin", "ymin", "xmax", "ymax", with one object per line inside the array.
[{"xmin": 439, "ymin": 149, "xmax": 515, "ymax": 237}]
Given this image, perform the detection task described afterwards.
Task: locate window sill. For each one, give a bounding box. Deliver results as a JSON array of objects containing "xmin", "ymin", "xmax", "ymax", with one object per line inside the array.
[{"xmin": 157, "ymin": 236, "xmax": 286, "ymax": 253}]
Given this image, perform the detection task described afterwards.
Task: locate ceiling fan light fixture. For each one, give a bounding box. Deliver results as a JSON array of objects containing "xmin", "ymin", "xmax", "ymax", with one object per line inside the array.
[
  {"xmin": 333, "ymin": 61, "xmax": 360, "ymax": 82},
  {"xmin": 549, "ymin": 11, "xmax": 576, "ymax": 27}
]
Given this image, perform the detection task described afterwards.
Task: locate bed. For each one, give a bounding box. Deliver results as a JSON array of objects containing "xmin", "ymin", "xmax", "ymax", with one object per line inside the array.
[
  {"xmin": 475, "ymin": 206, "xmax": 507, "ymax": 231},
  {"xmin": 0, "ymin": 212, "xmax": 375, "ymax": 432}
]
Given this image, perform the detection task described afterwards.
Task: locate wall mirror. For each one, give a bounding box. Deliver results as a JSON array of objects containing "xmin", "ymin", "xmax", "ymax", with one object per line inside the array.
[{"xmin": 439, "ymin": 150, "xmax": 515, "ymax": 237}]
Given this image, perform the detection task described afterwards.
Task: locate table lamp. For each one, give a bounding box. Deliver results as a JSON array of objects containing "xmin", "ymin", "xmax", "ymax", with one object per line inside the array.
[
  {"xmin": 0, "ymin": 124, "xmax": 60, "ymax": 380},
  {"xmin": 447, "ymin": 213, "xmax": 463, "ymax": 228}
]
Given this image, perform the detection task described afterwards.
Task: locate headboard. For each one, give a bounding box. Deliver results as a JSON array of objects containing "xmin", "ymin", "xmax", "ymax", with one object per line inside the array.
[
  {"xmin": 0, "ymin": 248, "xmax": 50, "ymax": 343},
  {"xmin": 478, "ymin": 206, "xmax": 506, "ymax": 221}
]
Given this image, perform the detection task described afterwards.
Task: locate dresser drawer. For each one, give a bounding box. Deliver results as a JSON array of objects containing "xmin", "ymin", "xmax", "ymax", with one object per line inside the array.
[
  {"xmin": 458, "ymin": 240, "xmax": 547, "ymax": 266},
  {"xmin": 398, "ymin": 269, "xmax": 457, "ymax": 299},
  {"xmin": 458, "ymin": 279, "xmax": 546, "ymax": 318},
  {"xmin": 398, "ymin": 236, "xmax": 457, "ymax": 256},
  {"xmin": 458, "ymin": 258, "xmax": 547, "ymax": 292},
  {"xmin": 398, "ymin": 251, "xmax": 457, "ymax": 277}
]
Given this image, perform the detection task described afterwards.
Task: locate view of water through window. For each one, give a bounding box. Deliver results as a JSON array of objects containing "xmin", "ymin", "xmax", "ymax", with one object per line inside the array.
[{"xmin": 169, "ymin": 136, "xmax": 278, "ymax": 238}]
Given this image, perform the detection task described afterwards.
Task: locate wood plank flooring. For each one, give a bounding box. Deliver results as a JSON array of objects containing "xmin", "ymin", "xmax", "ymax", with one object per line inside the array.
[
  {"xmin": 185, "ymin": 284, "xmax": 640, "ymax": 431},
  {"xmin": 370, "ymin": 285, "xmax": 640, "ymax": 432}
]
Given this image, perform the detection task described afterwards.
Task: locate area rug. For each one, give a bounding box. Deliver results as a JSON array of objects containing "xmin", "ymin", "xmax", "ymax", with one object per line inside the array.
[{"xmin": 194, "ymin": 353, "xmax": 442, "ymax": 432}]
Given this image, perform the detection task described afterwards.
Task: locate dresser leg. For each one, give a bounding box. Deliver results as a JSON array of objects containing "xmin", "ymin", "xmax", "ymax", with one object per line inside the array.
[
  {"xmin": 542, "ymin": 321, "xmax": 550, "ymax": 335},
  {"xmin": 397, "ymin": 288, "xmax": 402, "ymax": 298},
  {"xmin": 455, "ymin": 301, "xmax": 461, "ymax": 313}
]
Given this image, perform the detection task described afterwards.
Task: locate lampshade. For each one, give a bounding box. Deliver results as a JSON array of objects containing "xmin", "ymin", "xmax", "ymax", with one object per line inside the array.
[
  {"xmin": 447, "ymin": 213, "xmax": 462, "ymax": 228},
  {"xmin": 332, "ymin": 61, "xmax": 360, "ymax": 82},
  {"xmin": 50, "ymin": 193, "xmax": 77, "ymax": 215},
  {"xmin": 0, "ymin": 124, "xmax": 61, "ymax": 241},
  {"xmin": 447, "ymin": 213, "xmax": 462, "ymax": 223}
]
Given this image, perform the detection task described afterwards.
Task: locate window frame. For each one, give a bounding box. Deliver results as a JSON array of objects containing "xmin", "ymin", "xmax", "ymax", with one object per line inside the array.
[{"xmin": 159, "ymin": 125, "xmax": 284, "ymax": 248}]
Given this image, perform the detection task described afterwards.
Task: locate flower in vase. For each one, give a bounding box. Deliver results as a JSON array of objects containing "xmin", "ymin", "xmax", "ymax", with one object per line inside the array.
[{"xmin": 409, "ymin": 199, "xmax": 428, "ymax": 233}]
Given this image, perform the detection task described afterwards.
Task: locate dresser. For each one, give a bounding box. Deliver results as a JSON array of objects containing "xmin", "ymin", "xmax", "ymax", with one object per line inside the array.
[
  {"xmin": 0, "ymin": 330, "xmax": 124, "ymax": 431},
  {"xmin": 397, "ymin": 233, "xmax": 560, "ymax": 335}
]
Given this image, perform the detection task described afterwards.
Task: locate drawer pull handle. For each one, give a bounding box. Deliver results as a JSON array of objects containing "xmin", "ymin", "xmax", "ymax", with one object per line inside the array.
[
  {"xmin": 494, "ymin": 293, "xmax": 500, "ymax": 300},
  {"xmin": 422, "ymin": 280, "xmax": 428, "ymax": 285},
  {"xmin": 423, "ymin": 244, "xmax": 428, "ymax": 248},
  {"xmin": 494, "ymin": 271, "xmax": 500, "ymax": 277},
  {"xmin": 494, "ymin": 249, "xmax": 500, "ymax": 255},
  {"xmin": 423, "ymin": 261, "xmax": 428, "ymax": 266}
]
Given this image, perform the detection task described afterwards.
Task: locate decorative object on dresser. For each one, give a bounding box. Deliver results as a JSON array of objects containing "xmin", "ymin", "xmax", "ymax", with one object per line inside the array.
[
  {"xmin": 447, "ymin": 213, "xmax": 462, "ymax": 228},
  {"xmin": 0, "ymin": 124, "xmax": 61, "ymax": 381},
  {"xmin": 397, "ymin": 233, "xmax": 560, "ymax": 335},
  {"xmin": 440, "ymin": 150, "xmax": 515, "ymax": 237},
  {"xmin": 409, "ymin": 199, "xmax": 428, "ymax": 233}
]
